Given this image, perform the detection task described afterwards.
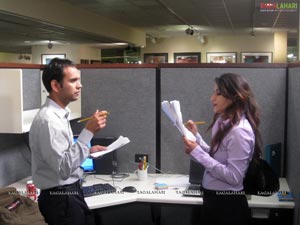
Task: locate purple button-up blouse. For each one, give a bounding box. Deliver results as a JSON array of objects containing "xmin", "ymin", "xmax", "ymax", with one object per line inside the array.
[{"xmin": 190, "ymin": 115, "xmax": 255, "ymax": 191}]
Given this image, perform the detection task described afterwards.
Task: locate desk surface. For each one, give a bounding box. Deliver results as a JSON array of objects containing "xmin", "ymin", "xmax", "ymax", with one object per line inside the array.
[{"xmin": 8, "ymin": 174, "xmax": 295, "ymax": 210}]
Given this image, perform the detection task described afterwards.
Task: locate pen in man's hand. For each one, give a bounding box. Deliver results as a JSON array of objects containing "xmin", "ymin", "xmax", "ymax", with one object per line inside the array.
[{"xmin": 77, "ymin": 112, "xmax": 110, "ymax": 123}]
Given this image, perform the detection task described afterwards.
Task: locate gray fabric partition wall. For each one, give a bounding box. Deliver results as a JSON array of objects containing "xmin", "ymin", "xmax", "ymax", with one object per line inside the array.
[
  {"xmin": 22, "ymin": 69, "xmax": 41, "ymax": 110},
  {"xmin": 0, "ymin": 134, "xmax": 31, "ymax": 186},
  {"xmin": 78, "ymin": 68, "xmax": 157, "ymax": 174},
  {"xmin": 160, "ymin": 67, "xmax": 287, "ymax": 174},
  {"xmin": 287, "ymin": 66, "xmax": 300, "ymax": 225}
]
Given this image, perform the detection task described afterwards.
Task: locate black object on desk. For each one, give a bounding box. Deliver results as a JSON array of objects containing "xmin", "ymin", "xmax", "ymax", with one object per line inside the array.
[
  {"xmin": 82, "ymin": 183, "xmax": 116, "ymax": 197},
  {"xmin": 122, "ymin": 186, "xmax": 137, "ymax": 193},
  {"xmin": 183, "ymin": 160, "xmax": 204, "ymax": 197},
  {"xmin": 91, "ymin": 137, "xmax": 118, "ymax": 175}
]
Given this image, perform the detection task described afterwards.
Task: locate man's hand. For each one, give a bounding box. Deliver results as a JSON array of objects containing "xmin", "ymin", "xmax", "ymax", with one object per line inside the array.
[
  {"xmin": 90, "ymin": 145, "xmax": 107, "ymax": 154},
  {"xmin": 85, "ymin": 110, "xmax": 108, "ymax": 134}
]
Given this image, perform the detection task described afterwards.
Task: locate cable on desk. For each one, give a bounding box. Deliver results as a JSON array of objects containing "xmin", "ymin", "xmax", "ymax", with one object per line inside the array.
[
  {"xmin": 147, "ymin": 162, "xmax": 175, "ymax": 175},
  {"xmin": 92, "ymin": 174, "xmax": 128, "ymax": 183}
]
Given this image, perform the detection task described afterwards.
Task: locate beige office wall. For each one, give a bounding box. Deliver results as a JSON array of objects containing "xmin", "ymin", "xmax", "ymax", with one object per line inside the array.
[
  {"xmin": 274, "ymin": 32, "xmax": 287, "ymax": 63},
  {"xmin": 31, "ymin": 44, "xmax": 101, "ymax": 64},
  {"xmin": 0, "ymin": 53, "xmax": 32, "ymax": 64},
  {"xmin": 142, "ymin": 34, "xmax": 275, "ymax": 63}
]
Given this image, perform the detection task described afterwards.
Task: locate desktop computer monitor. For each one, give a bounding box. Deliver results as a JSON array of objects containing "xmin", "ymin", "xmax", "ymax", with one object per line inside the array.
[
  {"xmin": 189, "ymin": 159, "xmax": 204, "ymax": 185},
  {"xmin": 80, "ymin": 157, "xmax": 95, "ymax": 173},
  {"xmin": 91, "ymin": 137, "xmax": 118, "ymax": 175}
]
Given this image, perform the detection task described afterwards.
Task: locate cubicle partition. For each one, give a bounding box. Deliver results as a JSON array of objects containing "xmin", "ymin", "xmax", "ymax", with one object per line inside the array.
[
  {"xmin": 0, "ymin": 62, "xmax": 299, "ymax": 224},
  {"xmin": 160, "ymin": 64, "xmax": 287, "ymax": 174},
  {"xmin": 0, "ymin": 63, "xmax": 289, "ymax": 182},
  {"xmin": 286, "ymin": 64, "xmax": 300, "ymax": 225},
  {"xmin": 76, "ymin": 66, "xmax": 157, "ymax": 174}
]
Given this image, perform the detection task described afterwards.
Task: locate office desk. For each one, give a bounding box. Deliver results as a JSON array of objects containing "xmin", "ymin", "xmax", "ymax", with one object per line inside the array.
[
  {"xmin": 80, "ymin": 173, "xmax": 294, "ymax": 209},
  {"xmin": 8, "ymin": 174, "xmax": 295, "ymax": 225}
]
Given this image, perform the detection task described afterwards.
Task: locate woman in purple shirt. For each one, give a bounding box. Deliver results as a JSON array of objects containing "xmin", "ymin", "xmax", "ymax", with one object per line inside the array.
[{"xmin": 183, "ymin": 73, "xmax": 262, "ymax": 225}]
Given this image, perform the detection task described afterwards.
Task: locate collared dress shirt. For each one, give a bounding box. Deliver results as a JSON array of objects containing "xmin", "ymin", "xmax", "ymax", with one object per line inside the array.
[
  {"xmin": 29, "ymin": 97, "xmax": 93, "ymax": 190},
  {"xmin": 190, "ymin": 115, "xmax": 255, "ymax": 191}
]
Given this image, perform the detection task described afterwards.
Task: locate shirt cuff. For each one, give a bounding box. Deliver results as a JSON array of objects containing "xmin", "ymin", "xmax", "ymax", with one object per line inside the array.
[
  {"xmin": 77, "ymin": 128, "xmax": 93, "ymax": 146},
  {"xmin": 195, "ymin": 133, "xmax": 202, "ymax": 144}
]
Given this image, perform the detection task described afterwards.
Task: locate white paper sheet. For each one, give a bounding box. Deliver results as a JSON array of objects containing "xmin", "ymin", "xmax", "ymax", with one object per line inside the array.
[
  {"xmin": 161, "ymin": 101, "xmax": 177, "ymax": 124},
  {"xmin": 161, "ymin": 100, "xmax": 196, "ymax": 141},
  {"xmin": 90, "ymin": 136, "xmax": 130, "ymax": 158}
]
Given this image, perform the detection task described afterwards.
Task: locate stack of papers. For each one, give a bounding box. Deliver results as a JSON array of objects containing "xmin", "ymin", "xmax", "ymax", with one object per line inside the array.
[
  {"xmin": 161, "ymin": 100, "xmax": 196, "ymax": 141},
  {"xmin": 154, "ymin": 183, "xmax": 169, "ymax": 190},
  {"xmin": 90, "ymin": 136, "xmax": 130, "ymax": 158}
]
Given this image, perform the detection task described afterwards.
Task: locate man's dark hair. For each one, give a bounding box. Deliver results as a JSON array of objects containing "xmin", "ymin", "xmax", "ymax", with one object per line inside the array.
[{"xmin": 42, "ymin": 58, "xmax": 75, "ymax": 93}]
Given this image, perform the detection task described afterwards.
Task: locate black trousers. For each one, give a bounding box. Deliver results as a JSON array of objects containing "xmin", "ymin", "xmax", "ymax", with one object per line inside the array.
[
  {"xmin": 202, "ymin": 189, "xmax": 250, "ymax": 225},
  {"xmin": 38, "ymin": 180, "xmax": 95, "ymax": 225}
]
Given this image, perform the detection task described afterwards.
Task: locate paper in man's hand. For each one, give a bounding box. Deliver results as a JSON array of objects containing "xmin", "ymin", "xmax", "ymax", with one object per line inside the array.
[{"xmin": 90, "ymin": 136, "xmax": 130, "ymax": 158}]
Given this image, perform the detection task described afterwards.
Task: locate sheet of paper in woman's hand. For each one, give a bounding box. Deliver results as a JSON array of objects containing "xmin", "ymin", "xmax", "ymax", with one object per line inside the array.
[{"xmin": 161, "ymin": 100, "xmax": 196, "ymax": 141}]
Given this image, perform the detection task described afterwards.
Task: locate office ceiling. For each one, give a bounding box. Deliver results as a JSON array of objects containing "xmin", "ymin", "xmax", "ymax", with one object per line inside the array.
[{"xmin": 0, "ymin": 0, "xmax": 298, "ymax": 54}]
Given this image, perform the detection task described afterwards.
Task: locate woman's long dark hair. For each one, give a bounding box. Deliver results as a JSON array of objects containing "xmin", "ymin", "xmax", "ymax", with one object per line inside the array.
[{"xmin": 208, "ymin": 73, "xmax": 262, "ymax": 158}]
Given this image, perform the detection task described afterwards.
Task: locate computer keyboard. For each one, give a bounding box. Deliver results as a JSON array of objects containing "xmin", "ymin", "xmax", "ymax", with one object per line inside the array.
[
  {"xmin": 187, "ymin": 184, "xmax": 201, "ymax": 191},
  {"xmin": 82, "ymin": 183, "xmax": 116, "ymax": 197},
  {"xmin": 183, "ymin": 184, "xmax": 203, "ymax": 197}
]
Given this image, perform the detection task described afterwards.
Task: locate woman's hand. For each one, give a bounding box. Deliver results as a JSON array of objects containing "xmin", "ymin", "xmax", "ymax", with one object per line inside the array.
[
  {"xmin": 182, "ymin": 136, "xmax": 198, "ymax": 154},
  {"xmin": 185, "ymin": 120, "xmax": 198, "ymax": 135}
]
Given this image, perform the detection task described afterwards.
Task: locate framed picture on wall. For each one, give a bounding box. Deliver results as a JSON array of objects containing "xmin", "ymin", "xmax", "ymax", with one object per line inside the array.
[
  {"xmin": 90, "ymin": 60, "xmax": 101, "ymax": 64},
  {"xmin": 41, "ymin": 54, "xmax": 66, "ymax": 64},
  {"xmin": 144, "ymin": 53, "xmax": 168, "ymax": 63},
  {"xmin": 80, "ymin": 59, "xmax": 90, "ymax": 64},
  {"xmin": 241, "ymin": 52, "xmax": 273, "ymax": 63},
  {"xmin": 174, "ymin": 52, "xmax": 201, "ymax": 63},
  {"xmin": 206, "ymin": 52, "xmax": 237, "ymax": 63}
]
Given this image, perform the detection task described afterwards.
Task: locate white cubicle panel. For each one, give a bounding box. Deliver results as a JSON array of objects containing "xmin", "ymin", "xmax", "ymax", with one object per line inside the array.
[{"xmin": 0, "ymin": 69, "xmax": 40, "ymax": 133}]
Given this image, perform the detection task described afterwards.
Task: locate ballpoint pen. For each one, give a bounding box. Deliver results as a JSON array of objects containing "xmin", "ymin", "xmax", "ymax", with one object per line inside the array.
[{"xmin": 77, "ymin": 112, "xmax": 110, "ymax": 123}]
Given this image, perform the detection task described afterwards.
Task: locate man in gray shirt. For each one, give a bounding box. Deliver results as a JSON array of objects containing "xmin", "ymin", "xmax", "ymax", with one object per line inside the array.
[{"xmin": 30, "ymin": 58, "xmax": 107, "ymax": 225}]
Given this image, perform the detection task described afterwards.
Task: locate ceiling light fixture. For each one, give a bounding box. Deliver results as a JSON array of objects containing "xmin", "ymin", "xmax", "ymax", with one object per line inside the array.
[
  {"xmin": 146, "ymin": 34, "xmax": 157, "ymax": 44},
  {"xmin": 185, "ymin": 27, "xmax": 194, "ymax": 35},
  {"xmin": 48, "ymin": 40, "xmax": 53, "ymax": 49},
  {"xmin": 198, "ymin": 34, "xmax": 206, "ymax": 44},
  {"xmin": 156, "ymin": 0, "xmax": 194, "ymax": 36},
  {"xmin": 150, "ymin": 37, "xmax": 157, "ymax": 44}
]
